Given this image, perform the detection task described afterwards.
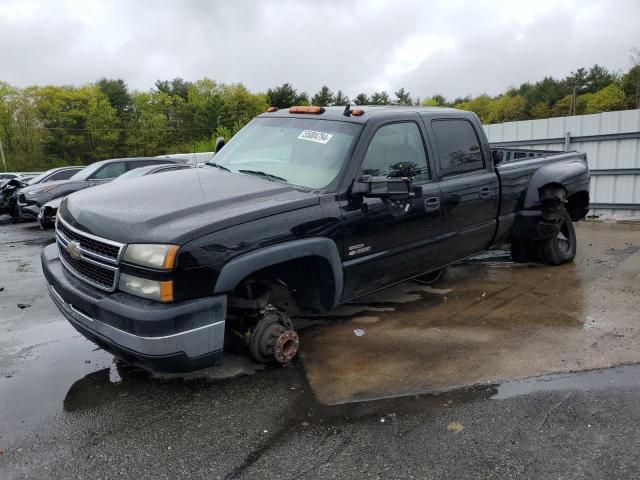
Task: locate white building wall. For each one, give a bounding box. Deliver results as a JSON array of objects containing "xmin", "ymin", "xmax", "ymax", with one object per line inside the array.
[{"xmin": 484, "ymin": 109, "xmax": 640, "ymax": 218}]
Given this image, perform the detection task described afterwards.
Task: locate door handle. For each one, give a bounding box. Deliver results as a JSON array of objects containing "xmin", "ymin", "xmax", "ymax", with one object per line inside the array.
[
  {"xmin": 479, "ymin": 186, "xmax": 491, "ymax": 199},
  {"xmin": 424, "ymin": 197, "xmax": 440, "ymax": 211}
]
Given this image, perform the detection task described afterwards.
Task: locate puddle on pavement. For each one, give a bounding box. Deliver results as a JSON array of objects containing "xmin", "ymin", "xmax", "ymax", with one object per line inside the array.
[
  {"xmin": 0, "ymin": 318, "xmax": 268, "ymax": 440},
  {"xmin": 290, "ymin": 363, "xmax": 640, "ymax": 426},
  {"xmin": 299, "ymin": 224, "xmax": 640, "ymax": 404}
]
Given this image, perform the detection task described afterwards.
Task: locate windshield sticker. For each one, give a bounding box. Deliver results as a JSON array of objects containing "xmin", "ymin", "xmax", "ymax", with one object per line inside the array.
[{"xmin": 297, "ymin": 130, "xmax": 333, "ymax": 144}]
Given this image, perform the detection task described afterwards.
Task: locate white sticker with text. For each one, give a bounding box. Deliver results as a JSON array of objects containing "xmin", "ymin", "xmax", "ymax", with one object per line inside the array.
[{"xmin": 297, "ymin": 130, "xmax": 333, "ymax": 144}]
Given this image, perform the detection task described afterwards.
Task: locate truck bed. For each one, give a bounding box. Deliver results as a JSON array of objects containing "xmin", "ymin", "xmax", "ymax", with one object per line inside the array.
[{"xmin": 489, "ymin": 147, "xmax": 590, "ymax": 245}]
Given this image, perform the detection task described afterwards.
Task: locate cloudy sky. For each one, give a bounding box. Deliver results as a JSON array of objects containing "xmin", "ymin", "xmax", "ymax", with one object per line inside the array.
[{"xmin": 1, "ymin": 0, "xmax": 638, "ymax": 100}]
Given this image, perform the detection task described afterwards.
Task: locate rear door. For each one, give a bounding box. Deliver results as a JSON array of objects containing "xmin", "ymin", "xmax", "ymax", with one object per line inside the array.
[
  {"xmin": 340, "ymin": 117, "xmax": 442, "ymax": 298},
  {"xmin": 428, "ymin": 118, "xmax": 499, "ymax": 262}
]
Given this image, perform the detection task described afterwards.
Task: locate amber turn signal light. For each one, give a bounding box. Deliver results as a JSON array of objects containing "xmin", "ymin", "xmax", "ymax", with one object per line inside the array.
[
  {"xmin": 288, "ymin": 106, "xmax": 325, "ymax": 114},
  {"xmin": 159, "ymin": 280, "xmax": 174, "ymax": 302},
  {"xmin": 163, "ymin": 245, "xmax": 179, "ymax": 269}
]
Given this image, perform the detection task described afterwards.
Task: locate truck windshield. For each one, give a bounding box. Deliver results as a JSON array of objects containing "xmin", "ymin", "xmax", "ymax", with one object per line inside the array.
[{"xmin": 211, "ymin": 117, "xmax": 361, "ymax": 189}]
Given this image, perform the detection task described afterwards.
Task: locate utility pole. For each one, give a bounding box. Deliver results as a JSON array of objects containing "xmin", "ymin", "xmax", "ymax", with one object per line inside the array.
[
  {"xmin": 568, "ymin": 85, "xmax": 578, "ymax": 116},
  {"xmin": 0, "ymin": 135, "xmax": 7, "ymax": 173}
]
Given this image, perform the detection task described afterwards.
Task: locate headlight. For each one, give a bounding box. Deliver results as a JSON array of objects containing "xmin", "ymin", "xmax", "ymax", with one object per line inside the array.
[
  {"xmin": 123, "ymin": 244, "xmax": 179, "ymax": 269},
  {"xmin": 118, "ymin": 273, "xmax": 173, "ymax": 302},
  {"xmin": 27, "ymin": 186, "xmax": 57, "ymax": 196}
]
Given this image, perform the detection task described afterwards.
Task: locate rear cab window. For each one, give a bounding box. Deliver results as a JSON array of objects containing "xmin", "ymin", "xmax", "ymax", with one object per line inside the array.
[{"xmin": 431, "ymin": 119, "xmax": 485, "ymax": 177}]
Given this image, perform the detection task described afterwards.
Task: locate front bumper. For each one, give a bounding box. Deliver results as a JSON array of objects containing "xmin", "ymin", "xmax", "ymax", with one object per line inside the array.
[
  {"xmin": 17, "ymin": 201, "xmax": 40, "ymax": 219},
  {"xmin": 42, "ymin": 243, "xmax": 227, "ymax": 372},
  {"xmin": 37, "ymin": 205, "xmax": 56, "ymax": 229}
]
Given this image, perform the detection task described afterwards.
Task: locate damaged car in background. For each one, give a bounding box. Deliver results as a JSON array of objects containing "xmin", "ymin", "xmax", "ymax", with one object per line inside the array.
[
  {"xmin": 17, "ymin": 157, "xmax": 186, "ymax": 221},
  {"xmin": 41, "ymin": 105, "xmax": 590, "ymax": 372},
  {"xmin": 37, "ymin": 162, "xmax": 193, "ymax": 229},
  {"xmin": 0, "ymin": 166, "xmax": 83, "ymax": 218}
]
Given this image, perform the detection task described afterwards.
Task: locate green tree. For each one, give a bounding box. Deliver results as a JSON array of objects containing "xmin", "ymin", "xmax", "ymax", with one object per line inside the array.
[
  {"xmin": 332, "ymin": 90, "xmax": 349, "ymax": 106},
  {"xmin": 125, "ymin": 91, "xmax": 173, "ymax": 157},
  {"xmin": 622, "ymin": 65, "xmax": 640, "ymax": 109},
  {"xmin": 622, "ymin": 48, "xmax": 640, "ymax": 109},
  {"xmin": 583, "ymin": 84, "xmax": 627, "ymax": 113},
  {"xmin": 86, "ymin": 88, "xmax": 120, "ymax": 158},
  {"xmin": 188, "ymin": 78, "xmax": 225, "ymax": 140},
  {"xmin": 530, "ymin": 101, "xmax": 552, "ymax": 119},
  {"xmin": 454, "ymin": 94, "xmax": 493, "ymax": 122},
  {"xmin": 266, "ymin": 83, "xmax": 304, "ymax": 108},
  {"xmin": 96, "ymin": 78, "xmax": 131, "ymax": 115},
  {"xmin": 485, "ymin": 94, "xmax": 527, "ymax": 123},
  {"xmin": 217, "ymin": 83, "xmax": 267, "ymax": 132},
  {"xmin": 370, "ymin": 91, "xmax": 391, "ymax": 105},
  {"xmin": 354, "ymin": 93, "xmax": 369, "ymax": 105},
  {"xmin": 155, "ymin": 77, "xmax": 192, "ymax": 100},
  {"xmin": 311, "ymin": 85, "xmax": 334, "ymax": 106},
  {"xmin": 394, "ymin": 87, "xmax": 413, "ymax": 105},
  {"xmin": 552, "ymin": 94, "xmax": 589, "ymax": 117}
]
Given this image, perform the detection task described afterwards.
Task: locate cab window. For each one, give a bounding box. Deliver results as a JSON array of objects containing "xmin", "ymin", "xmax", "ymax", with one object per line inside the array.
[
  {"xmin": 91, "ymin": 162, "xmax": 126, "ymax": 180},
  {"xmin": 361, "ymin": 122, "xmax": 429, "ymax": 182},
  {"xmin": 431, "ymin": 119, "xmax": 484, "ymax": 176}
]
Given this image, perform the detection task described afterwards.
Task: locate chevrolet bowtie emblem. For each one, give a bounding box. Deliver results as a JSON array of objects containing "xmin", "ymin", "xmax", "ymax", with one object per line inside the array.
[{"xmin": 65, "ymin": 240, "xmax": 82, "ymax": 260}]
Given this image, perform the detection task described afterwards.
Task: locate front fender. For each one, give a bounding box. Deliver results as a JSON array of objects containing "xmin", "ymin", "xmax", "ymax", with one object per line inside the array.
[{"xmin": 213, "ymin": 237, "xmax": 344, "ymax": 307}]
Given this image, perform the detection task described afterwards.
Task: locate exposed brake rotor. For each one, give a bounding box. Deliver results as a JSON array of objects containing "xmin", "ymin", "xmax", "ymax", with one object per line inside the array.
[{"xmin": 249, "ymin": 311, "xmax": 299, "ymax": 364}]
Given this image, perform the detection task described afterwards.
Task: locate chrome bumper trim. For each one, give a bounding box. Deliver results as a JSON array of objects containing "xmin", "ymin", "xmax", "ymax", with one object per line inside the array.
[{"xmin": 48, "ymin": 284, "xmax": 226, "ymax": 358}]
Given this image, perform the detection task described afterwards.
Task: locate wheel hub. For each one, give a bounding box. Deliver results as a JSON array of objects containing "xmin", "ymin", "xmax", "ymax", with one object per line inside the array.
[{"xmin": 249, "ymin": 313, "xmax": 299, "ymax": 364}]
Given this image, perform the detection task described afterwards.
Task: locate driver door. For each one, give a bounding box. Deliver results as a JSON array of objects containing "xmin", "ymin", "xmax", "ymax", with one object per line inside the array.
[{"xmin": 341, "ymin": 120, "xmax": 442, "ymax": 299}]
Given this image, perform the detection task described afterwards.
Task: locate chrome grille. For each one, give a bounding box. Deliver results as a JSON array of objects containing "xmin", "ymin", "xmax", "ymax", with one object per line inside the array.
[
  {"xmin": 59, "ymin": 242, "xmax": 116, "ymax": 290},
  {"xmin": 57, "ymin": 219, "xmax": 121, "ymax": 261},
  {"xmin": 55, "ymin": 217, "xmax": 124, "ymax": 292}
]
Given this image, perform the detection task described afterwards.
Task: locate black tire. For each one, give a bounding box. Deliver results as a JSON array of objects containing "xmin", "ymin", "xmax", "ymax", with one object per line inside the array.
[{"xmin": 537, "ymin": 208, "xmax": 576, "ymax": 265}]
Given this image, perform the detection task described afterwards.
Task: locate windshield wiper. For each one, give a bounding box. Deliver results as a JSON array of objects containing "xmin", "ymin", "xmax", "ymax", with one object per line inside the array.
[
  {"xmin": 237, "ymin": 169, "xmax": 288, "ymax": 183},
  {"xmin": 205, "ymin": 161, "xmax": 231, "ymax": 172}
]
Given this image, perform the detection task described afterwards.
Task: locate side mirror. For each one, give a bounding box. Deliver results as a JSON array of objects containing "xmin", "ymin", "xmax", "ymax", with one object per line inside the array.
[
  {"xmin": 492, "ymin": 150, "xmax": 504, "ymax": 165},
  {"xmin": 214, "ymin": 137, "xmax": 225, "ymax": 153},
  {"xmin": 352, "ymin": 175, "xmax": 414, "ymax": 200}
]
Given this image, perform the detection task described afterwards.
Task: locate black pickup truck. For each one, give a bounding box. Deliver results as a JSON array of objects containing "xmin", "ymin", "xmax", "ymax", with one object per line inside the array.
[{"xmin": 42, "ymin": 106, "xmax": 590, "ymax": 371}]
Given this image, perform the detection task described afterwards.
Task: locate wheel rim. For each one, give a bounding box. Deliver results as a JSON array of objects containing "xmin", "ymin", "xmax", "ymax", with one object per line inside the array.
[{"xmin": 556, "ymin": 218, "xmax": 572, "ymax": 255}]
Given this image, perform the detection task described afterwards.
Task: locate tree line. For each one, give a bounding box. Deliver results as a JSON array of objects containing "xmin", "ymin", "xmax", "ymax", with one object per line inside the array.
[{"xmin": 1, "ymin": 54, "xmax": 639, "ymax": 172}]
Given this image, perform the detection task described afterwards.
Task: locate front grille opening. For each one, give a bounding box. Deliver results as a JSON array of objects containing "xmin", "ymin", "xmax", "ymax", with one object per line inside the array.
[
  {"xmin": 59, "ymin": 242, "xmax": 116, "ymax": 290},
  {"xmin": 57, "ymin": 222, "xmax": 120, "ymax": 260}
]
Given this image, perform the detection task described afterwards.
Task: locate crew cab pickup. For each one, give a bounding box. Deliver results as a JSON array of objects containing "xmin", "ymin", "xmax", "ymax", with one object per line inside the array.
[{"xmin": 41, "ymin": 106, "xmax": 590, "ymax": 372}]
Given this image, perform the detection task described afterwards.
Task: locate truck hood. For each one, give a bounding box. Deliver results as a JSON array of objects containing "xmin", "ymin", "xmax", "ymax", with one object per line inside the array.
[{"xmin": 59, "ymin": 167, "xmax": 320, "ymax": 244}]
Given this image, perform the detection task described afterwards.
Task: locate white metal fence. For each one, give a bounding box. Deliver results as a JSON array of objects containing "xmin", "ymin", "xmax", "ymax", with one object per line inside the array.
[{"xmin": 484, "ymin": 109, "xmax": 640, "ymax": 218}]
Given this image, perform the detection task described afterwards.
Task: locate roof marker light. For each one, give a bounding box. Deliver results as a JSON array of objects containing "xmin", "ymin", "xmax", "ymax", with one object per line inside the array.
[
  {"xmin": 289, "ymin": 106, "xmax": 324, "ymax": 114},
  {"xmin": 267, "ymin": 106, "xmax": 278, "ymax": 112},
  {"xmin": 343, "ymin": 104, "xmax": 365, "ymax": 117}
]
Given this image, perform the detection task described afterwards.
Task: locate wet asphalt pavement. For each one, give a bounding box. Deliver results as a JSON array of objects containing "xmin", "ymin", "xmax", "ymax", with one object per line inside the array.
[{"xmin": 1, "ymin": 221, "xmax": 640, "ymax": 479}]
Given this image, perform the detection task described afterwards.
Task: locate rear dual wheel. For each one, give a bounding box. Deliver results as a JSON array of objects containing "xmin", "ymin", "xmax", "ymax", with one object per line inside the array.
[
  {"xmin": 537, "ymin": 208, "xmax": 576, "ymax": 265},
  {"xmin": 510, "ymin": 208, "xmax": 576, "ymax": 265}
]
